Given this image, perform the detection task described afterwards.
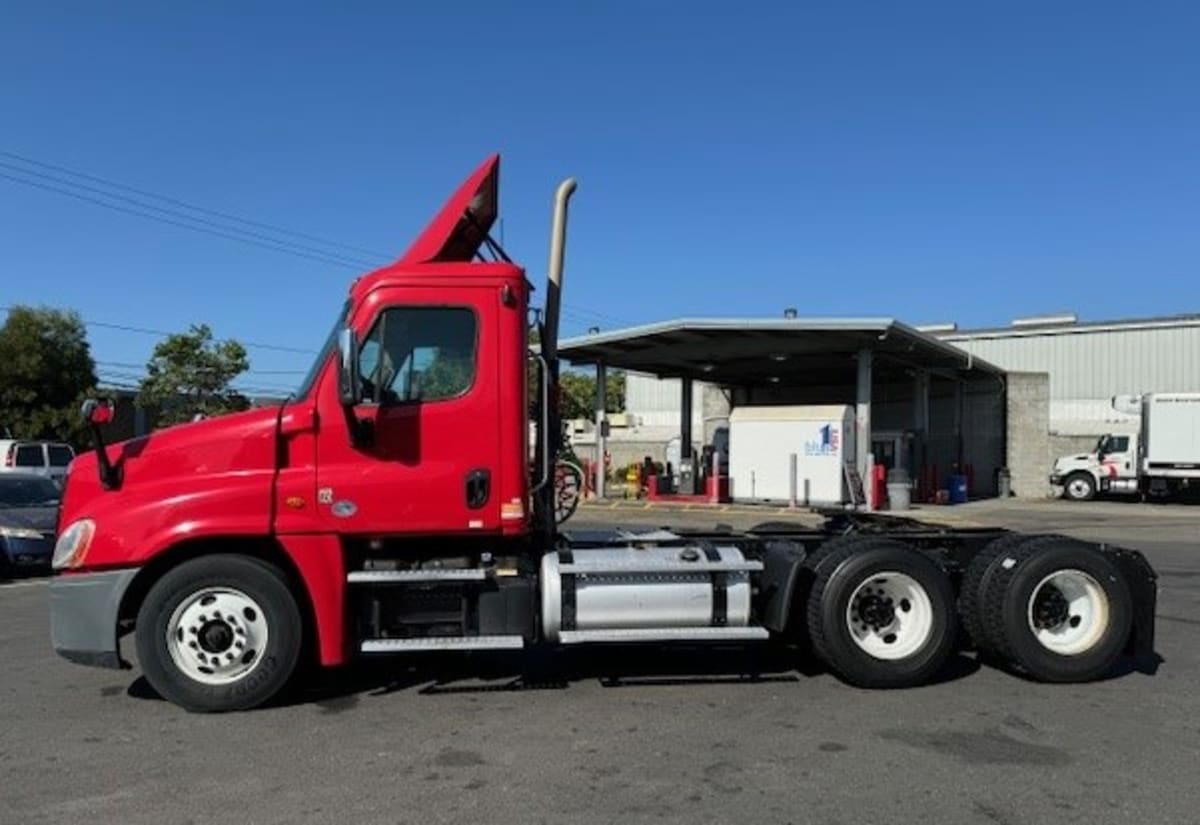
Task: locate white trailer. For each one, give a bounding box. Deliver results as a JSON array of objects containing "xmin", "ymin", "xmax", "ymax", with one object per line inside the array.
[
  {"xmin": 1051, "ymin": 392, "xmax": 1200, "ymax": 500},
  {"xmin": 728, "ymin": 405, "xmax": 856, "ymax": 504}
]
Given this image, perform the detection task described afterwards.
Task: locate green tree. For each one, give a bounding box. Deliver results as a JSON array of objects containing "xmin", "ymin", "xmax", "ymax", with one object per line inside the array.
[
  {"xmin": 560, "ymin": 369, "xmax": 625, "ymax": 420},
  {"xmin": 0, "ymin": 306, "xmax": 98, "ymax": 444},
  {"xmin": 137, "ymin": 324, "xmax": 250, "ymax": 425}
]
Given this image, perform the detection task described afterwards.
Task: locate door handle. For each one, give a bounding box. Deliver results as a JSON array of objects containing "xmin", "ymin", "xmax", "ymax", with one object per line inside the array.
[{"xmin": 465, "ymin": 469, "xmax": 490, "ymax": 509}]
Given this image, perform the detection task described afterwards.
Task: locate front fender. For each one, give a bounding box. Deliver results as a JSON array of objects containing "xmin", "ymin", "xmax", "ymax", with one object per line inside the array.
[{"xmin": 77, "ymin": 470, "xmax": 274, "ymax": 569}]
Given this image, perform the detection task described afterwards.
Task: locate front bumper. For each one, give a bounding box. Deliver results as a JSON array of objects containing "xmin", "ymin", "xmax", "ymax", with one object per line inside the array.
[
  {"xmin": 1049, "ymin": 474, "xmax": 1064, "ymax": 486},
  {"xmin": 1, "ymin": 535, "xmax": 54, "ymax": 568},
  {"xmin": 49, "ymin": 568, "xmax": 139, "ymax": 669}
]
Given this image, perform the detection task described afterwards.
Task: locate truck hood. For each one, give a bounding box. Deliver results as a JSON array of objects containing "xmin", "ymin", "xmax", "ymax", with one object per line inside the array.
[
  {"xmin": 61, "ymin": 405, "xmax": 281, "ymax": 531},
  {"xmin": 1054, "ymin": 453, "xmax": 1099, "ymax": 469},
  {"xmin": 397, "ymin": 155, "xmax": 499, "ymax": 265}
]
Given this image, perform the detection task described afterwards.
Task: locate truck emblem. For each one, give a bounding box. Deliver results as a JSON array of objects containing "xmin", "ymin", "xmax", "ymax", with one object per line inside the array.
[
  {"xmin": 318, "ymin": 487, "xmax": 333, "ymax": 505},
  {"xmin": 331, "ymin": 500, "xmax": 358, "ymax": 518}
]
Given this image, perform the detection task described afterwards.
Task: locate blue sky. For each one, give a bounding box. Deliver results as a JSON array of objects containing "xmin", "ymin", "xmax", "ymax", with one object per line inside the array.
[{"xmin": 2, "ymin": 2, "xmax": 1198, "ymax": 391}]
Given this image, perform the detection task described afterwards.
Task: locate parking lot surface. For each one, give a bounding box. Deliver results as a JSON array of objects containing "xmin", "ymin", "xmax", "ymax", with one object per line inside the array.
[{"xmin": 1, "ymin": 499, "xmax": 1197, "ymax": 825}]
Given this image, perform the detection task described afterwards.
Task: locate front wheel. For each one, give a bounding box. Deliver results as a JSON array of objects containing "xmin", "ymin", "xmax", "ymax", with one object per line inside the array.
[
  {"xmin": 1062, "ymin": 472, "xmax": 1097, "ymax": 502},
  {"xmin": 135, "ymin": 555, "xmax": 303, "ymax": 712}
]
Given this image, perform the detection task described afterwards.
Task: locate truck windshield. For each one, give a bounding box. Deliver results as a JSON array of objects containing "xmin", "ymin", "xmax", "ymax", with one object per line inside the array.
[{"xmin": 293, "ymin": 301, "xmax": 351, "ymax": 401}]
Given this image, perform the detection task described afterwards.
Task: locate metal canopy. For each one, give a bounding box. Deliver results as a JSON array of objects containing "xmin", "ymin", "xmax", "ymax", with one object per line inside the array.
[{"xmin": 559, "ymin": 317, "xmax": 1003, "ymax": 385}]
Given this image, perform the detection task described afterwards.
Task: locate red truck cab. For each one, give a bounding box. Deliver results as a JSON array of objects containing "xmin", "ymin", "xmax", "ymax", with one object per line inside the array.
[{"xmin": 50, "ymin": 156, "xmax": 535, "ymax": 705}]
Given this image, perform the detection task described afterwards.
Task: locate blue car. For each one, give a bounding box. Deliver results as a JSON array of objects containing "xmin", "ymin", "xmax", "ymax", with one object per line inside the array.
[{"xmin": 0, "ymin": 473, "xmax": 60, "ymax": 575}]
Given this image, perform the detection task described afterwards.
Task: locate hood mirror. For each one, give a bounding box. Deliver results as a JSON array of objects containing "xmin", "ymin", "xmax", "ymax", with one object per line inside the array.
[
  {"xmin": 80, "ymin": 399, "xmax": 121, "ymax": 490},
  {"xmin": 337, "ymin": 328, "xmax": 361, "ymax": 406}
]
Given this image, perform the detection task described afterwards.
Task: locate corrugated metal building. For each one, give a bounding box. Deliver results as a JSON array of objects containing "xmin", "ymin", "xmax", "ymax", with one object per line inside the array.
[{"xmin": 935, "ymin": 313, "xmax": 1200, "ymax": 437}]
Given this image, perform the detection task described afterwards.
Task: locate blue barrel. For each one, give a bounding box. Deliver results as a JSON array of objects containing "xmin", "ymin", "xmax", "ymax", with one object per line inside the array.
[{"xmin": 947, "ymin": 474, "xmax": 969, "ymax": 504}]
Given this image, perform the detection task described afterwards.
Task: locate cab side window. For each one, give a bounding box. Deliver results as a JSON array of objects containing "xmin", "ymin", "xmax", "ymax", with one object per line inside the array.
[{"xmin": 358, "ymin": 307, "xmax": 477, "ymax": 404}]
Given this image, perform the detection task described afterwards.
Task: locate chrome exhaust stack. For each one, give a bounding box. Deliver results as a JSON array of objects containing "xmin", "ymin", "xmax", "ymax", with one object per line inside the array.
[{"xmin": 542, "ymin": 177, "xmax": 577, "ymax": 362}]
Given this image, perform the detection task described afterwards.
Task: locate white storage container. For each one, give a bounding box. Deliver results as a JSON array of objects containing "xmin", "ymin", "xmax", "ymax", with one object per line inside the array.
[{"xmin": 728, "ymin": 405, "xmax": 856, "ymax": 505}]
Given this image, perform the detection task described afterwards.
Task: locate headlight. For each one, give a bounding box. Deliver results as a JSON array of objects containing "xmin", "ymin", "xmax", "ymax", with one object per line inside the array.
[
  {"xmin": 52, "ymin": 519, "xmax": 95, "ymax": 570},
  {"xmin": 0, "ymin": 526, "xmax": 45, "ymax": 540}
]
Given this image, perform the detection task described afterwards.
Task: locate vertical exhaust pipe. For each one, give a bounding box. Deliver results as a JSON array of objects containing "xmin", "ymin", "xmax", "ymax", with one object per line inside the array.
[
  {"xmin": 534, "ymin": 177, "xmax": 576, "ymax": 538},
  {"xmin": 542, "ymin": 177, "xmax": 577, "ymax": 362}
]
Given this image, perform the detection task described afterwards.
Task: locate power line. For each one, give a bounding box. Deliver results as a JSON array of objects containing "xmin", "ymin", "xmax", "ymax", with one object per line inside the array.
[
  {"xmin": 0, "ymin": 160, "xmax": 380, "ymax": 270},
  {"xmin": 0, "ymin": 149, "xmax": 393, "ymax": 260},
  {"xmin": 1, "ymin": 149, "xmax": 635, "ymax": 327},
  {"xmin": 0, "ymin": 304, "xmax": 318, "ymax": 355},
  {"xmin": 96, "ymin": 359, "xmax": 305, "ymax": 376},
  {"xmin": 0, "ymin": 172, "xmax": 369, "ymax": 272}
]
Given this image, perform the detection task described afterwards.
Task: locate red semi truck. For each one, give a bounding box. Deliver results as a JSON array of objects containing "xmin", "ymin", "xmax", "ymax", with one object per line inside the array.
[{"xmin": 49, "ymin": 157, "xmax": 1157, "ymax": 711}]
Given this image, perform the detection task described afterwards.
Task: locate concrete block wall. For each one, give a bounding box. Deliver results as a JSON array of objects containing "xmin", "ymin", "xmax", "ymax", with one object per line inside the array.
[{"xmin": 1006, "ymin": 372, "xmax": 1053, "ymax": 498}]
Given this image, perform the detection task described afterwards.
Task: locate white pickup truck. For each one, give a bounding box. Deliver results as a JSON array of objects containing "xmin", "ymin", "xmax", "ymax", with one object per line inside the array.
[{"xmin": 1052, "ymin": 393, "xmax": 1200, "ymax": 501}]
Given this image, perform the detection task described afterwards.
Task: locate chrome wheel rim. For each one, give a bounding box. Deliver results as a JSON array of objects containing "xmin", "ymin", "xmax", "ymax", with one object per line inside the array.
[
  {"xmin": 1027, "ymin": 569, "xmax": 1109, "ymax": 655},
  {"xmin": 845, "ymin": 571, "xmax": 934, "ymax": 660},
  {"xmin": 166, "ymin": 587, "xmax": 269, "ymax": 685}
]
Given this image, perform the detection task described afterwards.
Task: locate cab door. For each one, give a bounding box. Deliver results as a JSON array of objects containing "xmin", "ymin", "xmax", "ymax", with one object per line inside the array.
[{"xmin": 314, "ymin": 286, "xmax": 501, "ymax": 535}]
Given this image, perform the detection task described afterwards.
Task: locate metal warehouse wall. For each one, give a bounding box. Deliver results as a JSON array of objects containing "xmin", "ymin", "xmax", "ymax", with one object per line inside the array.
[
  {"xmin": 942, "ymin": 321, "xmax": 1200, "ymax": 399},
  {"xmin": 624, "ymin": 372, "xmax": 708, "ymax": 430}
]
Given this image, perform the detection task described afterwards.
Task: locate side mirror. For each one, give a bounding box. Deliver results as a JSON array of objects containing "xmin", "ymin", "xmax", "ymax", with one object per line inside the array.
[
  {"xmin": 337, "ymin": 328, "xmax": 361, "ymax": 406},
  {"xmin": 81, "ymin": 398, "xmax": 115, "ymax": 426},
  {"xmin": 80, "ymin": 399, "xmax": 121, "ymax": 490}
]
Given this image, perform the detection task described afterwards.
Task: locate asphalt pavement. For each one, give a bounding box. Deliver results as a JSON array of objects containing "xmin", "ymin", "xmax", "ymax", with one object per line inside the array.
[{"xmin": 1, "ymin": 498, "xmax": 1197, "ymax": 825}]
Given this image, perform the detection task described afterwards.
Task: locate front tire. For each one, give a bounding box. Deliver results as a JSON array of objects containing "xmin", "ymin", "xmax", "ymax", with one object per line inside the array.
[
  {"xmin": 135, "ymin": 555, "xmax": 303, "ymax": 712},
  {"xmin": 1062, "ymin": 472, "xmax": 1096, "ymax": 502},
  {"xmin": 806, "ymin": 540, "xmax": 957, "ymax": 688}
]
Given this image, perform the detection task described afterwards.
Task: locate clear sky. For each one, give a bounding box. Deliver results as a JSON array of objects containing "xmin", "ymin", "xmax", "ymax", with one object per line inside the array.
[{"xmin": 2, "ymin": 2, "xmax": 1198, "ymax": 392}]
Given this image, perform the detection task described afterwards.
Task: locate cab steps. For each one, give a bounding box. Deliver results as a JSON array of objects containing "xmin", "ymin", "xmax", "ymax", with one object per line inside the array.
[{"xmin": 360, "ymin": 635, "xmax": 525, "ymax": 653}]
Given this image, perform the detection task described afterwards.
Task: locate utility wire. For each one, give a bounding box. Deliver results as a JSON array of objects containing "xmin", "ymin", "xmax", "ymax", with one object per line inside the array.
[
  {"xmin": 0, "ymin": 149, "xmax": 392, "ymax": 259},
  {"xmin": 0, "ymin": 304, "xmax": 318, "ymax": 356},
  {"xmin": 0, "ymin": 160, "xmax": 379, "ymax": 269},
  {"xmin": 0, "ymin": 149, "xmax": 636, "ymax": 327},
  {"xmin": 0, "ymin": 172, "xmax": 369, "ymax": 272}
]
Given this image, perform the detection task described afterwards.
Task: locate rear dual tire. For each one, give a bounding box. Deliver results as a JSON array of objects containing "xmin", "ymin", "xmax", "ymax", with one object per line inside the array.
[
  {"xmin": 806, "ymin": 539, "xmax": 957, "ymax": 688},
  {"xmin": 960, "ymin": 535, "xmax": 1133, "ymax": 682}
]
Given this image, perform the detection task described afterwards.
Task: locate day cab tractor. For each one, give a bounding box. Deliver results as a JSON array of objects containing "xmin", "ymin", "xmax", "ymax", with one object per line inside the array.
[{"xmin": 49, "ymin": 157, "xmax": 1158, "ymax": 711}]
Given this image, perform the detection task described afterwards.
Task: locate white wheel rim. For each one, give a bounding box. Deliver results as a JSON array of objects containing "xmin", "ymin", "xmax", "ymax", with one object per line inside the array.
[
  {"xmin": 1027, "ymin": 569, "xmax": 1109, "ymax": 655},
  {"xmin": 1068, "ymin": 479, "xmax": 1090, "ymax": 498},
  {"xmin": 845, "ymin": 571, "xmax": 934, "ymax": 660},
  {"xmin": 166, "ymin": 587, "xmax": 269, "ymax": 685}
]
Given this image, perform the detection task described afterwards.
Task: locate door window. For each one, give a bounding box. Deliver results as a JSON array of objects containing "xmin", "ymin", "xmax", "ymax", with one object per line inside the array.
[
  {"xmin": 47, "ymin": 445, "xmax": 74, "ymax": 466},
  {"xmin": 14, "ymin": 444, "xmax": 43, "ymax": 467},
  {"xmin": 358, "ymin": 307, "xmax": 477, "ymax": 404},
  {"xmin": 1101, "ymin": 435, "xmax": 1130, "ymax": 454}
]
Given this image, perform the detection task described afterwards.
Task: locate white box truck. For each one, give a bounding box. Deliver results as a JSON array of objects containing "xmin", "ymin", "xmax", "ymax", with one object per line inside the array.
[
  {"xmin": 1051, "ymin": 392, "xmax": 1200, "ymax": 500},
  {"xmin": 729, "ymin": 405, "xmax": 856, "ymax": 504}
]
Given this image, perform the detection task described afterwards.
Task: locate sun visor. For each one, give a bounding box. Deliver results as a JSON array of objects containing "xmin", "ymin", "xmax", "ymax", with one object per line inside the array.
[{"xmin": 398, "ymin": 155, "xmax": 499, "ymax": 264}]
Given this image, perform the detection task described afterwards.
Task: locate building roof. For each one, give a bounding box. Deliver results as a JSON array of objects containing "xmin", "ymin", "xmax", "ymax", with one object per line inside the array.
[
  {"xmin": 938, "ymin": 312, "xmax": 1200, "ymax": 341},
  {"xmin": 559, "ymin": 317, "xmax": 1003, "ymax": 385}
]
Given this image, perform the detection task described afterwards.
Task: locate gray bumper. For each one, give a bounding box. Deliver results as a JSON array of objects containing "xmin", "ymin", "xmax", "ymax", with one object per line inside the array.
[{"xmin": 49, "ymin": 568, "xmax": 139, "ymax": 669}]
